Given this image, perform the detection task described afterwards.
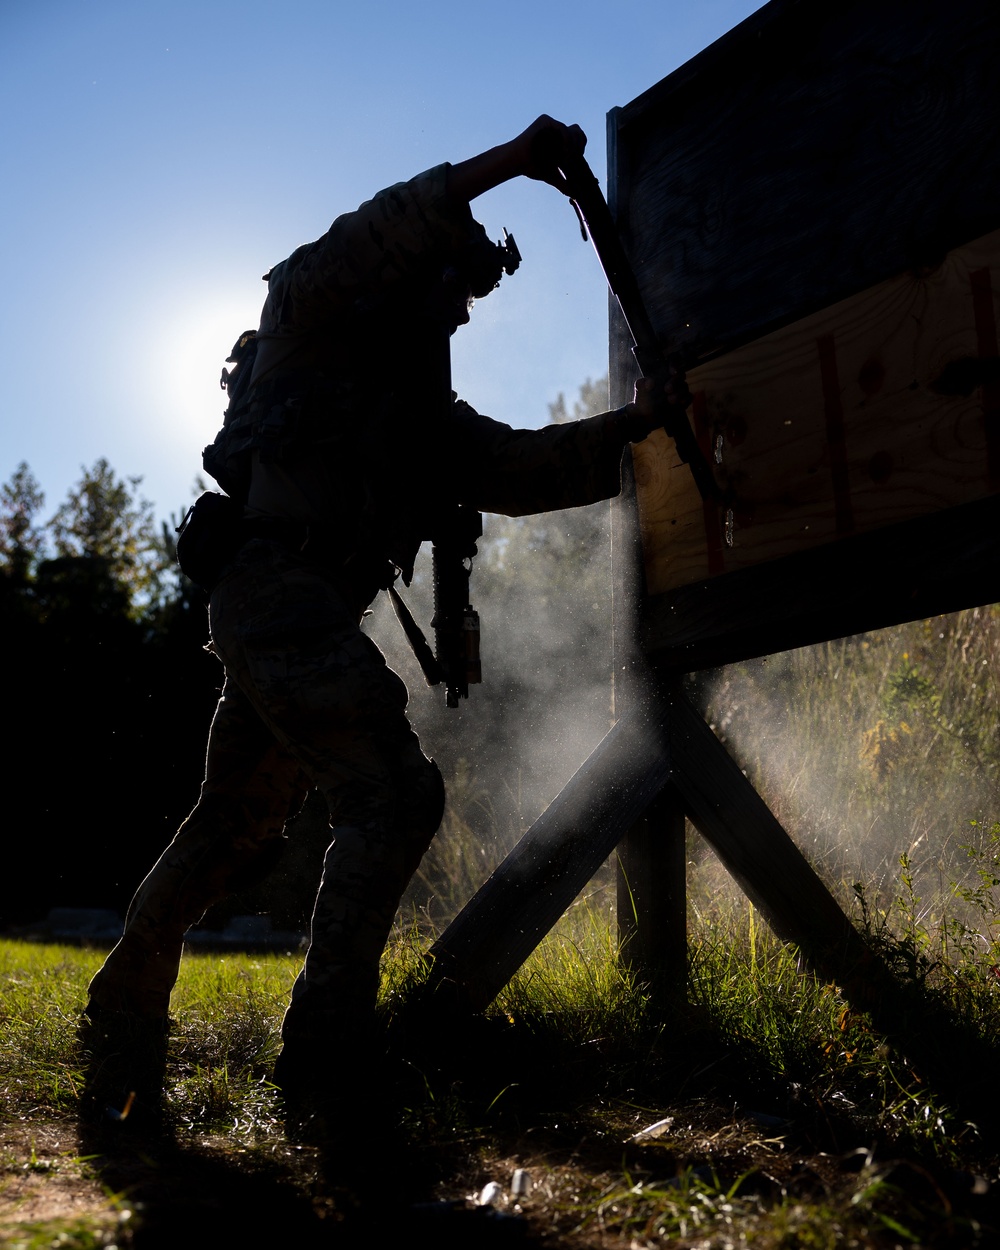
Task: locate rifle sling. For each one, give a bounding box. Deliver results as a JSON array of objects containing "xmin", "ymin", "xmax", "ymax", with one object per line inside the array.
[{"xmin": 388, "ymin": 584, "xmax": 445, "ymax": 688}]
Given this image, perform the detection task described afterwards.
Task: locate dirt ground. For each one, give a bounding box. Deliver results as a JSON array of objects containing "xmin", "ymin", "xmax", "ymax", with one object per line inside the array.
[
  {"xmin": 3, "ymin": 1105, "xmax": 998, "ymax": 1249},
  {"xmin": 0, "ymin": 1121, "xmax": 113, "ymax": 1228},
  {"xmin": 0, "ymin": 1117, "xmax": 324, "ymax": 1249}
]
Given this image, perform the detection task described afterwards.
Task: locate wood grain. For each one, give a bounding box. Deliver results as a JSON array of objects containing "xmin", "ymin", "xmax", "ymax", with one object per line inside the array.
[
  {"xmin": 632, "ymin": 229, "xmax": 1000, "ymax": 595},
  {"xmin": 642, "ymin": 492, "xmax": 1000, "ymax": 671}
]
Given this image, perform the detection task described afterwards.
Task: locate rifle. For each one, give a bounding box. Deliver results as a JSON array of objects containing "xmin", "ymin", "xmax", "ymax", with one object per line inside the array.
[
  {"xmin": 387, "ymin": 296, "xmax": 486, "ymax": 709},
  {"xmin": 431, "ymin": 504, "xmax": 483, "ymax": 707},
  {"xmin": 410, "ymin": 232, "xmax": 518, "ymax": 706},
  {"xmin": 554, "ymin": 150, "xmax": 720, "ymax": 503},
  {"xmin": 388, "ymin": 504, "xmax": 482, "ymax": 709}
]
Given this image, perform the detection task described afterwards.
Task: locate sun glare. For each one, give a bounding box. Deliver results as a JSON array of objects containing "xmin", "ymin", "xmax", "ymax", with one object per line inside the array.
[
  {"xmin": 157, "ymin": 297, "xmax": 262, "ymax": 444},
  {"xmin": 104, "ymin": 288, "xmax": 266, "ymax": 510}
]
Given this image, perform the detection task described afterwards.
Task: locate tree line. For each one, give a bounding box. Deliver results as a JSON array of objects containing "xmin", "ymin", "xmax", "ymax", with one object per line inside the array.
[
  {"xmin": 2, "ymin": 379, "xmax": 615, "ymax": 930},
  {"xmin": 1, "ymin": 459, "xmax": 221, "ymax": 925}
]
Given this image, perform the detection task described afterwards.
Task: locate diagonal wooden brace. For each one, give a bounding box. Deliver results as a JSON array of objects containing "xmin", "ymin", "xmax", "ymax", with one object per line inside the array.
[
  {"xmin": 665, "ymin": 685, "xmax": 877, "ymax": 996},
  {"xmin": 427, "ymin": 683, "xmax": 879, "ymax": 1013},
  {"xmin": 427, "ymin": 700, "xmax": 672, "ymax": 1010}
]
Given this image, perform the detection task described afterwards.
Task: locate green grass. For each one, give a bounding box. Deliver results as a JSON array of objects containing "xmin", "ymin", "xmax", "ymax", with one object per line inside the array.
[
  {"xmin": 4, "ymin": 513, "xmax": 1000, "ymax": 1247},
  {"xmin": 543, "ymin": 1158, "xmax": 977, "ymax": 1249},
  {"xmin": 0, "ymin": 944, "xmax": 101, "ymax": 1118},
  {"xmin": 0, "ymin": 945, "xmax": 302, "ymax": 1136},
  {"xmin": 0, "ymin": 887, "xmax": 998, "ymax": 1247},
  {"xmin": 167, "ymin": 952, "xmax": 296, "ymax": 1138}
]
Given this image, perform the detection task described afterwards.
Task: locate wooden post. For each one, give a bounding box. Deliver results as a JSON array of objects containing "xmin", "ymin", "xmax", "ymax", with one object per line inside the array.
[{"xmin": 616, "ymin": 786, "xmax": 687, "ymax": 1000}]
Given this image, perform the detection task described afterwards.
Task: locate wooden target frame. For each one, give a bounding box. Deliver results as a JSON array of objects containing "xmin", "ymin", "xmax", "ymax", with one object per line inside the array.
[{"xmin": 429, "ymin": 0, "xmax": 1000, "ymax": 1020}]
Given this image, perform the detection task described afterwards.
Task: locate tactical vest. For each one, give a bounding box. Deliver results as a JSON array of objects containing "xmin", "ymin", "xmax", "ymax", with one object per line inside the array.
[{"xmin": 202, "ymin": 330, "xmax": 366, "ymax": 504}]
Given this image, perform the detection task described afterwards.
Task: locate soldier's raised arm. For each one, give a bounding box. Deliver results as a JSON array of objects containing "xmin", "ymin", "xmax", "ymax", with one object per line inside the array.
[{"xmin": 447, "ymin": 115, "xmax": 588, "ymax": 203}]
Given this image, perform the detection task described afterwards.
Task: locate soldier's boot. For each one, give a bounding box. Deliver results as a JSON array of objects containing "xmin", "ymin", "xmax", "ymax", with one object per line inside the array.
[
  {"xmin": 274, "ymin": 1034, "xmax": 408, "ymax": 1215},
  {"xmin": 77, "ymin": 1004, "xmax": 171, "ymax": 1137},
  {"xmin": 273, "ymin": 1036, "xmax": 368, "ymax": 1141}
]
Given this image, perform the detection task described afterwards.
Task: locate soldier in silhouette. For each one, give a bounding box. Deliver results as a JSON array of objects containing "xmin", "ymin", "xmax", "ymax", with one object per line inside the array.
[{"xmin": 82, "ymin": 115, "xmax": 683, "ymax": 1135}]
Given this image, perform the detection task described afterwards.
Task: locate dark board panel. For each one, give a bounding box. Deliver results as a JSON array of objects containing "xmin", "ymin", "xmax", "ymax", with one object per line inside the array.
[{"xmin": 614, "ymin": 0, "xmax": 1000, "ymax": 366}]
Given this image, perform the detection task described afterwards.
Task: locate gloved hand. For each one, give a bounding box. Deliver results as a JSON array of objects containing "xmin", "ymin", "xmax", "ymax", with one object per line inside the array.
[
  {"xmin": 624, "ymin": 367, "xmax": 693, "ymax": 442},
  {"xmin": 448, "ymin": 115, "xmax": 587, "ymax": 203},
  {"xmin": 517, "ymin": 115, "xmax": 588, "ymax": 195}
]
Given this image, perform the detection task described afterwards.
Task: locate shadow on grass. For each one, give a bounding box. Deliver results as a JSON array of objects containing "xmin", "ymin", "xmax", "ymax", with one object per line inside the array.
[
  {"xmin": 385, "ymin": 982, "xmax": 1000, "ymax": 1180},
  {"xmin": 76, "ymin": 1079, "xmax": 543, "ymax": 1248},
  {"xmin": 76, "ymin": 1123, "xmax": 329, "ymax": 1249},
  {"xmin": 69, "ymin": 978, "xmax": 1000, "ymax": 1249}
]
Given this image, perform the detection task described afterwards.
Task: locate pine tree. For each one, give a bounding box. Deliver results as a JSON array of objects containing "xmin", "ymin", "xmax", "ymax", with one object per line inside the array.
[
  {"xmin": 0, "ymin": 461, "xmax": 46, "ymax": 585},
  {"xmin": 48, "ymin": 458, "xmax": 169, "ymax": 613}
]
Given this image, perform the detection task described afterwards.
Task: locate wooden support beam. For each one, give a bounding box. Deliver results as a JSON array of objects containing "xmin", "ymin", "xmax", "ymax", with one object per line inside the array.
[
  {"xmin": 428, "ymin": 681, "xmax": 880, "ymax": 1013},
  {"xmin": 427, "ymin": 701, "xmax": 671, "ymax": 1010},
  {"xmin": 665, "ymin": 684, "xmax": 875, "ymax": 991},
  {"xmin": 428, "ymin": 672, "xmax": 980, "ymax": 1089},
  {"xmin": 616, "ymin": 788, "xmax": 687, "ymax": 1000},
  {"xmin": 643, "ymin": 492, "xmax": 1000, "ymax": 672},
  {"xmin": 665, "ymin": 681, "xmax": 1000, "ymax": 1117}
]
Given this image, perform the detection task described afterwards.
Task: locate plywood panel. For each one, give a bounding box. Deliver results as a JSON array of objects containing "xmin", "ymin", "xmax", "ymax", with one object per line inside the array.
[
  {"xmin": 616, "ymin": 0, "xmax": 1000, "ymax": 366},
  {"xmin": 641, "ymin": 494, "xmax": 1000, "ymax": 671},
  {"xmin": 634, "ymin": 229, "xmax": 999, "ymax": 596}
]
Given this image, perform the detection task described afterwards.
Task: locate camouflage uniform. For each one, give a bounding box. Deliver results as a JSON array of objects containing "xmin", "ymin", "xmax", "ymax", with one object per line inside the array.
[
  {"xmin": 87, "ymin": 161, "xmax": 644, "ymax": 1076},
  {"xmin": 90, "ymin": 537, "xmax": 444, "ymax": 1060}
]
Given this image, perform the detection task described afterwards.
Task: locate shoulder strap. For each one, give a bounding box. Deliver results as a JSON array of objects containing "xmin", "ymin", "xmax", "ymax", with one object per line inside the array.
[{"xmin": 387, "ymin": 584, "xmax": 445, "ymax": 688}]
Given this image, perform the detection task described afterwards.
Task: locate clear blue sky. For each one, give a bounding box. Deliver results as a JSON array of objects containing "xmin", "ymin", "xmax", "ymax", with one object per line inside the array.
[{"xmin": 1, "ymin": 0, "xmax": 763, "ymax": 525}]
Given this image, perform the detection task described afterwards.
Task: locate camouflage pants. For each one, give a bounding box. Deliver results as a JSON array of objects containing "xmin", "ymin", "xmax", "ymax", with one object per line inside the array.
[{"xmin": 88, "ymin": 538, "xmax": 444, "ymax": 1052}]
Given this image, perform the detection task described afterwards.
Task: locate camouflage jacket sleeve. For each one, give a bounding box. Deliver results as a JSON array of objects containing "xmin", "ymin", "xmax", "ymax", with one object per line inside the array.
[
  {"xmin": 258, "ymin": 164, "xmax": 482, "ymax": 334},
  {"xmin": 446, "ymin": 399, "xmax": 636, "ymax": 517}
]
